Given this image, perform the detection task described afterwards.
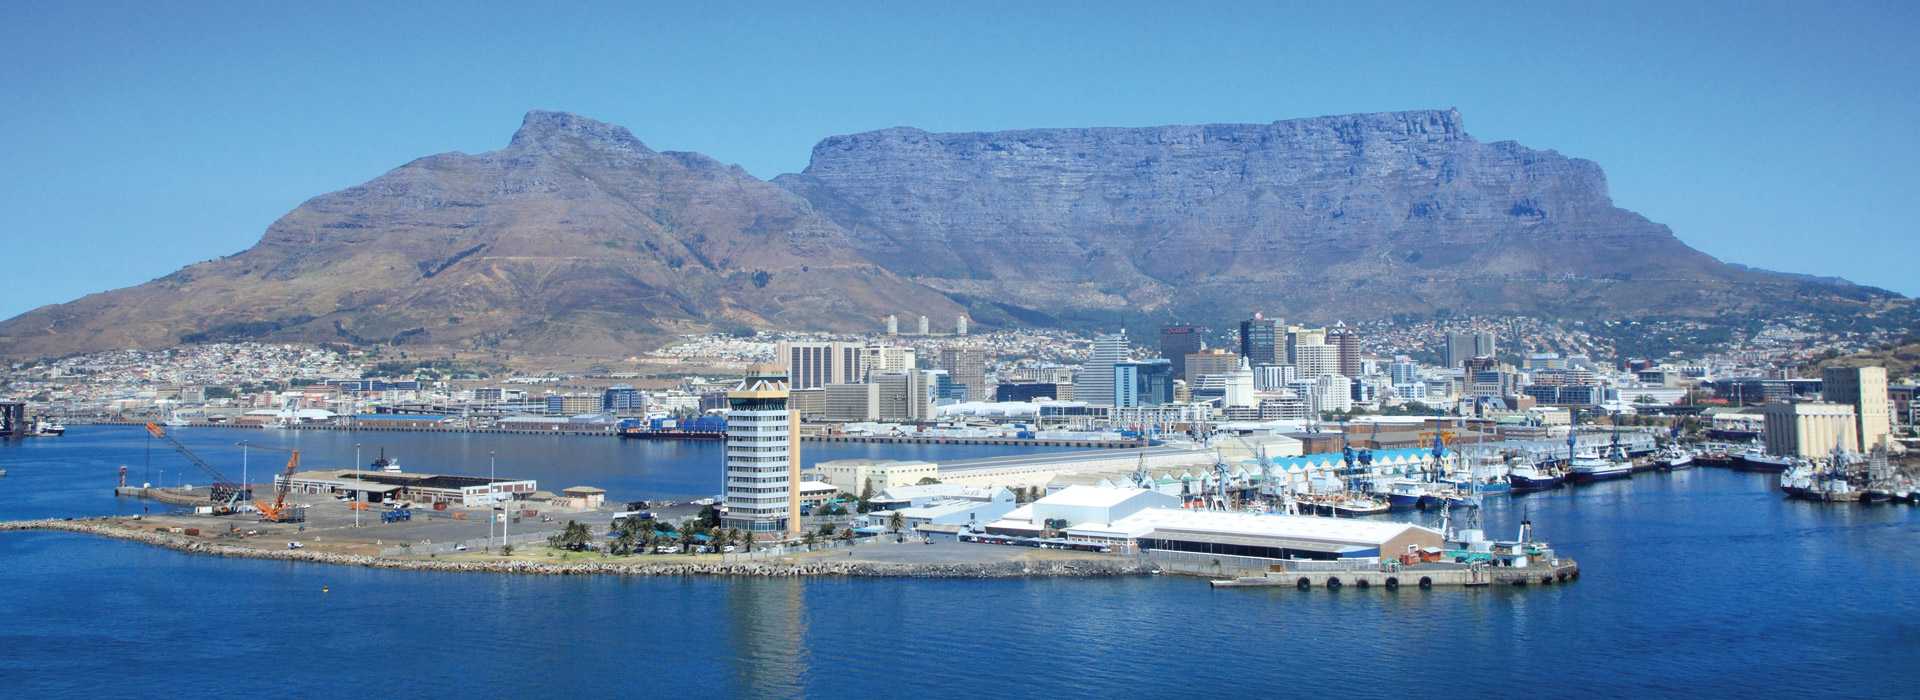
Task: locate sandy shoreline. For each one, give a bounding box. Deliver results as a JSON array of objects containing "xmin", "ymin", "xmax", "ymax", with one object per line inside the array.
[{"xmin": 0, "ymin": 518, "xmax": 1148, "ymax": 579}]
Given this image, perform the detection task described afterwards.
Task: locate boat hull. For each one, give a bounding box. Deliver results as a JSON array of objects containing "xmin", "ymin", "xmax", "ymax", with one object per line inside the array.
[
  {"xmin": 1509, "ymin": 474, "xmax": 1564, "ymax": 493},
  {"xmin": 1569, "ymin": 469, "xmax": 1632, "ymax": 483}
]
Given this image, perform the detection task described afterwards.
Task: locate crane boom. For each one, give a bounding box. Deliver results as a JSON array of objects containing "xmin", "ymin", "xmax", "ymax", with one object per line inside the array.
[
  {"xmin": 238, "ymin": 443, "xmax": 303, "ymax": 523},
  {"xmin": 144, "ymin": 422, "xmax": 245, "ymax": 504}
]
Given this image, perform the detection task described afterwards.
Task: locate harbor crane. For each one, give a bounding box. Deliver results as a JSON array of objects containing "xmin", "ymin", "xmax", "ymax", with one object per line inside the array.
[
  {"xmin": 238, "ymin": 443, "xmax": 304, "ymax": 523},
  {"xmin": 143, "ymin": 422, "xmax": 247, "ymax": 511}
]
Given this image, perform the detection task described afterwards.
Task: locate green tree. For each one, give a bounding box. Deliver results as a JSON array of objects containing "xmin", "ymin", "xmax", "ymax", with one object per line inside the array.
[
  {"xmin": 916, "ymin": 477, "xmax": 942, "ymax": 485},
  {"xmin": 887, "ymin": 511, "xmax": 905, "ymax": 536},
  {"xmin": 818, "ymin": 523, "xmax": 837, "ymax": 537},
  {"xmin": 802, "ymin": 531, "xmax": 818, "ymax": 549}
]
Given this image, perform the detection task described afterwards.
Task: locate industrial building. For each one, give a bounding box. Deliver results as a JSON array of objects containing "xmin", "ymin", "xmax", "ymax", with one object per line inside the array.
[
  {"xmin": 1763, "ymin": 401, "xmax": 1859, "ymax": 459},
  {"xmin": 984, "ymin": 485, "xmax": 1442, "ymax": 560},
  {"xmin": 278, "ymin": 469, "xmax": 537, "ymax": 506}
]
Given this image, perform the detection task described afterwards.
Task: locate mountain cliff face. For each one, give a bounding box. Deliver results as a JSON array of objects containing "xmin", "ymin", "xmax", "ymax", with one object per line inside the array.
[
  {"xmin": 0, "ymin": 109, "xmax": 1896, "ymax": 360},
  {"xmin": 776, "ymin": 109, "xmax": 1868, "ymax": 325},
  {"xmin": 0, "ymin": 111, "xmax": 961, "ymax": 358}
]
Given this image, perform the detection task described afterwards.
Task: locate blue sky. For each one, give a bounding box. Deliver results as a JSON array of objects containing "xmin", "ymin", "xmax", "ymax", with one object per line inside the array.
[{"xmin": 2, "ymin": 1, "xmax": 1915, "ymax": 320}]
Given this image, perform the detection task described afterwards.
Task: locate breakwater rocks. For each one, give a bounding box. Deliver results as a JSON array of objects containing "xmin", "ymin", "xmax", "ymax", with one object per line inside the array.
[{"xmin": 0, "ymin": 519, "xmax": 1146, "ymax": 579}]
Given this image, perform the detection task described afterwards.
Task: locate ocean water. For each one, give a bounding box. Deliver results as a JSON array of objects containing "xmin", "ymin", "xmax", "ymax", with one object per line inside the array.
[{"xmin": 2, "ymin": 426, "xmax": 1916, "ymax": 698}]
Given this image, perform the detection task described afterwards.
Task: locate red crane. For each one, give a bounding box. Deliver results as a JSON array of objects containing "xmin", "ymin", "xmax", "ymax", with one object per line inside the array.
[{"xmin": 240, "ymin": 444, "xmax": 304, "ymax": 523}]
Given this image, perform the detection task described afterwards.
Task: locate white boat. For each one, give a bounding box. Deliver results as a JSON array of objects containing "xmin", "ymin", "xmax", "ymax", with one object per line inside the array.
[
  {"xmin": 1657, "ymin": 446, "xmax": 1694, "ymax": 470},
  {"xmin": 1568, "ymin": 448, "xmax": 1632, "ymax": 482},
  {"xmin": 1736, "ymin": 448, "xmax": 1793, "ymax": 473},
  {"xmin": 31, "ymin": 421, "xmax": 65, "ymax": 436},
  {"xmin": 162, "ymin": 412, "xmax": 191, "ymax": 428}
]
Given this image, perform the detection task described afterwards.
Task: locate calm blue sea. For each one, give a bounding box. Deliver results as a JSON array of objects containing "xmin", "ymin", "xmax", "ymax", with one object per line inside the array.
[{"xmin": 2, "ymin": 426, "xmax": 1916, "ymax": 698}]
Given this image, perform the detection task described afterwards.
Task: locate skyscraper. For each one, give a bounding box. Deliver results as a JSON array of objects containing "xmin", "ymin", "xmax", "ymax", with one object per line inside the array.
[
  {"xmin": 1327, "ymin": 321, "xmax": 1363, "ymax": 377},
  {"xmin": 885, "ymin": 315, "xmax": 899, "ymax": 335},
  {"xmin": 1822, "ymin": 366, "xmax": 1890, "ymax": 452},
  {"xmin": 723, "ymin": 365, "xmax": 800, "ymax": 537},
  {"xmin": 1159, "ymin": 324, "xmax": 1203, "ymax": 379},
  {"xmin": 1444, "ymin": 332, "xmax": 1498, "ymax": 368},
  {"xmin": 862, "ymin": 345, "xmax": 916, "ymax": 377},
  {"xmin": 917, "ymin": 315, "xmax": 930, "ymax": 335},
  {"xmin": 955, "ymin": 315, "xmax": 970, "ymax": 335},
  {"xmin": 1081, "ymin": 331, "xmax": 1130, "ymax": 406},
  {"xmin": 1295, "ymin": 341, "xmax": 1339, "ymax": 379},
  {"xmin": 1114, "ymin": 359, "xmax": 1174, "ymax": 408},
  {"xmin": 1239, "ymin": 314, "xmax": 1282, "ymax": 366},
  {"xmin": 938, "ymin": 348, "xmax": 987, "ymax": 403},
  {"xmin": 1184, "ymin": 348, "xmax": 1242, "ymax": 381},
  {"xmin": 778, "ymin": 341, "xmax": 865, "ymax": 390}
]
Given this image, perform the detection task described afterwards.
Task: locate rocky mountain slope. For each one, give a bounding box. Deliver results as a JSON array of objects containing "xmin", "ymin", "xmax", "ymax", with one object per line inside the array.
[
  {"xmin": 0, "ymin": 109, "xmax": 1898, "ymax": 359},
  {"xmin": 777, "ymin": 109, "xmax": 1888, "ymax": 326},
  {"xmin": 0, "ymin": 112, "xmax": 961, "ymax": 358}
]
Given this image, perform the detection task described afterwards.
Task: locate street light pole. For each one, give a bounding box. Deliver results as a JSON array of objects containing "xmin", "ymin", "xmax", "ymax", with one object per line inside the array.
[
  {"xmin": 240, "ymin": 442, "xmax": 249, "ymax": 500},
  {"xmin": 489, "ymin": 450, "xmax": 498, "ymax": 550}
]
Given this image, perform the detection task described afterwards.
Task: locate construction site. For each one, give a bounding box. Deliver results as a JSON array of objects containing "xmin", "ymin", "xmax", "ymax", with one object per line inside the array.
[{"xmin": 111, "ymin": 423, "xmax": 622, "ymax": 558}]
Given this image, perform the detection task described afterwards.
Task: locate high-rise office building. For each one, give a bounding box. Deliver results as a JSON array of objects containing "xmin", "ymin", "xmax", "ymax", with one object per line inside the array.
[
  {"xmin": 938, "ymin": 348, "xmax": 988, "ymax": 404},
  {"xmin": 1080, "ymin": 331, "xmax": 1130, "ymax": 406},
  {"xmin": 1389, "ymin": 356, "xmax": 1420, "ymax": 385},
  {"xmin": 1327, "ymin": 322, "xmax": 1363, "ymax": 378},
  {"xmin": 1444, "ymin": 332, "xmax": 1498, "ymax": 368},
  {"xmin": 885, "ymin": 315, "xmax": 899, "ymax": 335},
  {"xmin": 1114, "ymin": 359, "xmax": 1174, "ymax": 408},
  {"xmin": 723, "ymin": 366, "xmax": 800, "ymax": 537},
  {"xmin": 862, "ymin": 345, "xmax": 917, "ymax": 377},
  {"xmin": 1159, "ymin": 324, "xmax": 1204, "ymax": 379},
  {"xmin": 875, "ymin": 371, "xmax": 933, "ymax": 422},
  {"xmin": 955, "ymin": 315, "xmax": 969, "ymax": 335},
  {"xmin": 1295, "ymin": 341, "xmax": 1339, "ymax": 380},
  {"xmin": 1184, "ymin": 348, "xmax": 1242, "ymax": 381},
  {"xmin": 1284, "ymin": 326, "xmax": 1325, "ymax": 365},
  {"xmin": 1821, "ymin": 366, "xmax": 1890, "ymax": 452},
  {"xmin": 1239, "ymin": 314, "xmax": 1283, "ymax": 366},
  {"xmin": 601, "ymin": 385, "xmax": 646, "ymax": 415},
  {"xmin": 917, "ymin": 315, "xmax": 930, "ymax": 335},
  {"xmin": 778, "ymin": 341, "xmax": 865, "ymax": 390}
]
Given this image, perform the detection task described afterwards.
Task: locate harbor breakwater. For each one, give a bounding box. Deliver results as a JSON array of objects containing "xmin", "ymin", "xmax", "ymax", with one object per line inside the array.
[{"xmin": 0, "ymin": 519, "xmax": 1147, "ymax": 579}]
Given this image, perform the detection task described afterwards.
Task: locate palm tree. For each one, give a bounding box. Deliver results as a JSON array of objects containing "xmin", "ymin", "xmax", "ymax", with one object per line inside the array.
[
  {"xmin": 802, "ymin": 531, "xmax": 818, "ymax": 549},
  {"xmin": 614, "ymin": 527, "xmax": 638, "ymax": 556},
  {"xmin": 887, "ymin": 510, "xmax": 905, "ymax": 537}
]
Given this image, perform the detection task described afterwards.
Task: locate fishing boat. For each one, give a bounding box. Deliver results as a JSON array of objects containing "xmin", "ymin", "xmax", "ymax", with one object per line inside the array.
[
  {"xmin": 1379, "ymin": 479, "xmax": 1436, "ymax": 511},
  {"xmin": 1329, "ymin": 496, "xmax": 1391, "ymax": 517},
  {"xmin": 1735, "ymin": 448, "xmax": 1793, "ymax": 473},
  {"xmin": 1655, "ymin": 446, "xmax": 1694, "ymax": 470},
  {"xmin": 1568, "ymin": 448, "xmax": 1632, "ymax": 483},
  {"xmin": 1507, "ymin": 462, "xmax": 1564, "ymax": 493}
]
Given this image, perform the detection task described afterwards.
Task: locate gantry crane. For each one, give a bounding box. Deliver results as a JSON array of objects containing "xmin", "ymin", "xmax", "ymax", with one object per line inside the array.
[{"xmin": 144, "ymin": 422, "xmax": 247, "ymax": 511}]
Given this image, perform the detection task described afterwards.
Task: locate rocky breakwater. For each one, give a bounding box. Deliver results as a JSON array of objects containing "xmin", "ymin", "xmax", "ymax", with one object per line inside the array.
[{"xmin": 0, "ymin": 519, "xmax": 1146, "ymax": 579}]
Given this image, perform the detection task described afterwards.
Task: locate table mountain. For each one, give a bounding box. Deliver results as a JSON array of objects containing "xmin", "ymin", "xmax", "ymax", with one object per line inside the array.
[
  {"xmin": 0, "ymin": 109, "xmax": 1898, "ymax": 359},
  {"xmin": 777, "ymin": 109, "xmax": 1894, "ymax": 326}
]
